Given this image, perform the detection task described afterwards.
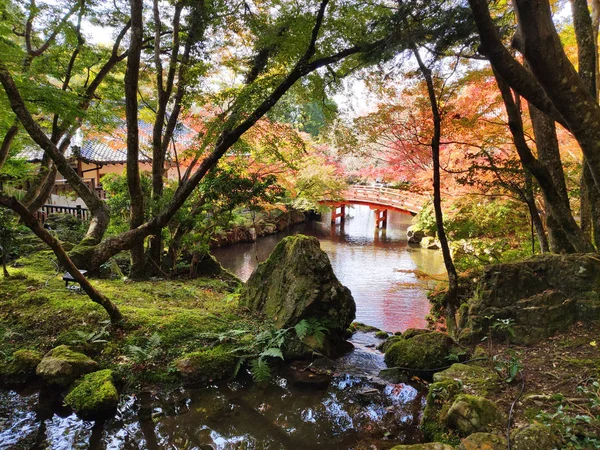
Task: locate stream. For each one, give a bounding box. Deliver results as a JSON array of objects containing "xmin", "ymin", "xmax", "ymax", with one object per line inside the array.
[{"xmin": 0, "ymin": 206, "xmax": 446, "ymax": 449}]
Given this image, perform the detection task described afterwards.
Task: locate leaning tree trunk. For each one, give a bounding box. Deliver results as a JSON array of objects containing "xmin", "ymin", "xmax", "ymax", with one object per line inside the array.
[
  {"xmin": 0, "ymin": 195, "xmax": 123, "ymax": 325},
  {"xmin": 414, "ymin": 49, "xmax": 460, "ymax": 335}
]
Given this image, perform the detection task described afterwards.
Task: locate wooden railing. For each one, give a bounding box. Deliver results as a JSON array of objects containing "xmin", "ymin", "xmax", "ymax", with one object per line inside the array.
[
  {"xmin": 35, "ymin": 204, "xmax": 90, "ymax": 225},
  {"xmin": 339, "ymin": 186, "xmax": 429, "ymax": 214}
]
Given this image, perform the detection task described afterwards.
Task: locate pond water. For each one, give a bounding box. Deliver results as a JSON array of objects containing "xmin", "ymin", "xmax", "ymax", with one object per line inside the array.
[
  {"xmin": 212, "ymin": 205, "xmax": 446, "ymax": 332},
  {"xmin": 0, "ymin": 205, "xmax": 446, "ymax": 450}
]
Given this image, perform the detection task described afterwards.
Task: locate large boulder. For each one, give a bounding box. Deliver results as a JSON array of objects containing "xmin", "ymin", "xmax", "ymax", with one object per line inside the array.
[
  {"xmin": 64, "ymin": 369, "xmax": 119, "ymax": 420},
  {"xmin": 36, "ymin": 345, "xmax": 98, "ymax": 386},
  {"xmin": 459, "ymin": 254, "xmax": 600, "ymax": 344},
  {"xmin": 239, "ymin": 235, "xmax": 355, "ymax": 355}
]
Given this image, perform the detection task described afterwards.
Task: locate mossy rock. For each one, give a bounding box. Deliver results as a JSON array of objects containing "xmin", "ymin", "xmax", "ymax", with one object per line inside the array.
[
  {"xmin": 511, "ymin": 423, "xmax": 561, "ymax": 450},
  {"xmin": 64, "ymin": 369, "xmax": 119, "ymax": 420},
  {"xmin": 378, "ymin": 334, "xmax": 404, "ymax": 352},
  {"xmin": 390, "ymin": 444, "xmax": 454, "ymax": 450},
  {"xmin": 421, "ymin": 379, "xmax": 463, "ymax": 443},
  {"xmin": 433, "ymin": 363, "xmax": 499, "ymax": 397},
  {"xmin": 239, "ymin": 235, "xmax": 355, "ymax": 356},
  {"xmin": 36, "ymin": 345, "xmax": 99, "ymax": 386},
  {"xmin": 350, "ymin": 322, "xmax": 381, "ymax": 333},
  {"xmin": 175, "ymin": 346, "xmax": 238, "ymax": 385},
  {"xmin": 446, "ymin": 395, "xmax": 506, "ymax": 436},
  {"xmin": 0, "ymin": 349, "xmax": 42, "ymax": 385},
  {"xmin": 456, "ymin": 432, "xmax": 507, "ymax": 450},
  {"xmin": 461, "ymin": 254, "xmax": 600, "ymax": 344},
  {"xmin": 384, "ymin": 331, "xmax": 454, "ymax": 374}
]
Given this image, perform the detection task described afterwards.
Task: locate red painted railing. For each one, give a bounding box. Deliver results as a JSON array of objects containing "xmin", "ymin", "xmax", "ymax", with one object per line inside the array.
[{"xmin": 332, "ymin": 186, "xmax": 429, "ymax": 214}]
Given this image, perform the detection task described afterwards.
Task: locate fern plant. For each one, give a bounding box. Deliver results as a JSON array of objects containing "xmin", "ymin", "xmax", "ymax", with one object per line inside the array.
[{"xmin": 127, "ymin": 333, "xmax": 163, "ymax": 363}]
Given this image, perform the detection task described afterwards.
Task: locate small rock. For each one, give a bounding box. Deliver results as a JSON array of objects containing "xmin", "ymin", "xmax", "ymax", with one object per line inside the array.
[
  {"xmin": 384, "ymin": 331, "xmax": 455, "ymax": 376},
  {"xmin": 511, "ymin": 423, "xmax": 561, "ymax": 450},
  {"xmin": 175, "ymin": 346, "xmax": 237, "ymax": 385},
  {"xmin": 36, "ymin": 345, "xmax": 98, "ymax": 386},
  {"xmin": 457, "ymin": 432, "xmax": 507, "ymax": 450},
  {"xmin": 0, "ymin": 349, "xmax": 42, "ymax": 385},
  {"xmin": 64, "ymin": 369, "xmax": 119, "ymax": 420},
  {"xmin": 446, "ymin": 394, "xmax": 505, "ymax": 436},
  {"xmin": 390, "ymin": 443, "xmax": 454, "ymax": 450}
]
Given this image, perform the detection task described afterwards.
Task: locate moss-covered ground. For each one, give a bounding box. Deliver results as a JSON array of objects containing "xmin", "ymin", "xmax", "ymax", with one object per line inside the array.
[{"xmin": 0, "ymin": 251, "xmax": 270, "ymax": 390}]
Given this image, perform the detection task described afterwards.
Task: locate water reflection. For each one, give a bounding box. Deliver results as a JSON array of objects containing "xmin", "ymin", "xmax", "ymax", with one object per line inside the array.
[{"xmin": 212, "ymin": 205, "xmax": 446, "ymax": 332}]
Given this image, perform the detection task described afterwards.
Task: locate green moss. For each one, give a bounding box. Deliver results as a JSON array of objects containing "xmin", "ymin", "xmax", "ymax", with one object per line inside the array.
[
  {"xmin": 384, "ymin": 331, "xmax": 453, "ymax": 372},
  {"xmin": 64, "ymin": 369, "xmax": 119, "ymax": 420},
  {"xmin": 0, "ymin": 253, "xmax": 270, "ymax": 390},
  {"xmin": 351, "ymin": 322, "xmax": 381, "ymax": 333},
  {"xmin": 0, "ymin": 349, "xmax": 42, "ymax": 385},
  {"xmin": 175, "ymin": 346, "xmax": 237, "ymax": 384},
  {"xmin": 375, "ymin": 330, "xmax": 389, "ymax": 338},
  {"xmin": 446, "ymin": 394, "xmax": 506, "ymax": 436},
  {"xmin": 433, "ymin": 363, "xmax": 499, "ymax": 397},
  {"xmin": 421, "ymin": 379, "xmax": 463, "ymax": 443},
  {"xmin": 390, "ymin": 444, "xmax": 455, "ymax": 450}
]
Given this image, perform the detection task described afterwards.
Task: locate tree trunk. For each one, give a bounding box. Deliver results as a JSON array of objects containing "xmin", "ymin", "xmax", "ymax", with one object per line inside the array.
[
  {"xmin": 37, "ymin": 2, "xmax": 383, "ymax": 272},
  {"xmin": 125, "ymin": 0, "xmax": 146, "ymax": 279},
  {"xmin": 0, "ymin": 124, "xmax": 18, "ymax": 172},
  {"xmin": 0, "ymin": 195, "xmax": 123, "ymax": 325},
  {"xmin": 414, "ymin": 49, "xmax": 460, "ymax": 336},
  {"xmin": 1, "ymin": 248, "xmax": 9, "ymax": 278},
  {"xmin": 494, "ymin": 70, "xmax": 596, "ymax": 253},
  {"xmin": 523, "ymin": 171, "xmax": 549, "ymax": 253},
  {"xmin": 570, "ymin": 0, "xmax": 600, "ymax": 247},
  {"xmin": 528, "ymin": 103, "xmax": 577, "ymax": 253}
]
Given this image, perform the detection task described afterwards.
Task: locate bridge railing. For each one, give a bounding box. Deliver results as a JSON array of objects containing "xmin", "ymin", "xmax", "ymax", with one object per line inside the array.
[{"xmin": 342, "ymin": 186, "xmax": 429, "ymax": 213}]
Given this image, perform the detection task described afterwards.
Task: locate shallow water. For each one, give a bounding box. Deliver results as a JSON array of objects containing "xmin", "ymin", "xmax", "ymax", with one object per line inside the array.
[
  {"xmin": 0, "ymin": 335, "xmax": 425, "ymax": 449},
  {"xmin": 0, "ymin": 206, "xmax": 446, "ymax": 449}
]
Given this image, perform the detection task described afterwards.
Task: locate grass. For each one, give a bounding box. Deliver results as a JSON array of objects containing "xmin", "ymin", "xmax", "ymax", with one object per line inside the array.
[{"xmin": 0, "ymin": 251, "xmax": 270, "ymax": 389}]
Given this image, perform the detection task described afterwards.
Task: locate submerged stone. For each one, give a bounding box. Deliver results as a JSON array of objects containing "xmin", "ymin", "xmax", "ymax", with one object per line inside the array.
[
  {"xmin": 64, "ymin": 369, "xmax": 119, "ymax": 420},
  {"xmin": 36, "ymin": 345, "xmax": 99, "ymax": 386},
  {"xmin": 239, "ymin": 235, "xmax": 355, "ymax": 356},
  {"xmin": 446, "ymin": 394, "xmax": 505, "ymax": 436}
]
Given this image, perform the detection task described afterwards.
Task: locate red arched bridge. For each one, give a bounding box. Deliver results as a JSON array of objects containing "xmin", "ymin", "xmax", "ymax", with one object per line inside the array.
[{"xmin": 321, "ymin": 186, "xmax": 429, "ymax": 228}]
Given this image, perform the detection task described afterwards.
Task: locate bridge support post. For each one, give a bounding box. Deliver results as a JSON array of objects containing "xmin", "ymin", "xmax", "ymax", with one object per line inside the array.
[
  {"xmin": 331, "ymin": 204, "xmax": 346, "ymax": 224},
  {"xmin": 374, "ymin": 209, "xmax": 387, "ymax": 229}
]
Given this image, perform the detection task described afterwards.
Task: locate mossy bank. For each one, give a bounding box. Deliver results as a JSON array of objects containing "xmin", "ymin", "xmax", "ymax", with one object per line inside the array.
[{"xmin": 0, "ymin": 251, "xmax": 269, "ymax": 390}]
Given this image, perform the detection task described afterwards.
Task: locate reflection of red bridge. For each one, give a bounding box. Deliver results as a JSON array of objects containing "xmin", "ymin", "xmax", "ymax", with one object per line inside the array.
[{"xmin": 321, "ymin": 186, "xmax": 429, "ymax": 228}]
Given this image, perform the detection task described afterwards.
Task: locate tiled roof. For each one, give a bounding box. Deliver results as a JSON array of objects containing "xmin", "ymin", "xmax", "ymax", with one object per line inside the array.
[{"xmin": 21, "ymin": 119, "xmax": 198, "ymax": 165}]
